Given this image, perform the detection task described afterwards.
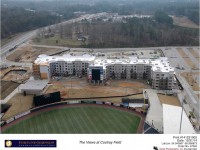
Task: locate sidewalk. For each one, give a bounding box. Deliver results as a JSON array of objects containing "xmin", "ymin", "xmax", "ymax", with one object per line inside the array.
[
  {"xmin": 0, "ymin": 87, "xmax": 20, "ymax": 104},
  {"xmin": 144, "ymin": 89, "xmax": 163, "ymax": 133}
]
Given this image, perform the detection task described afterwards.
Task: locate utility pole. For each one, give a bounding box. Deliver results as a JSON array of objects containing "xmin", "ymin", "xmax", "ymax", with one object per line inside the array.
[{"xmin": 179, "ymin": 94, "xmax": 184, "ymax": 134}]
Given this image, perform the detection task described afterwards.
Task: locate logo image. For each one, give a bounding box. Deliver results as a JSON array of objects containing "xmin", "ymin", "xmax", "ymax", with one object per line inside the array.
[
  {"xmin": 5, "ymin": 140, "xmax": 12, "ymax": 147},
  {"xmin": 5, "ymin": 140, "xmax": 57, "ymax": 148}
]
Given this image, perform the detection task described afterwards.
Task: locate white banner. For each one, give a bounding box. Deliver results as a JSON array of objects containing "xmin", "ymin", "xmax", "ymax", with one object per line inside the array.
[
  {"xmin": 0, "ymin": 134, "xmax": 199, "ymax": 150},
  {"xmin": 14, "ymin": 110, "xmax": 31, "ymax": 119},
  {"xmin": 6, "ymin": 117, "xmax": 14, "ymax": 124}
]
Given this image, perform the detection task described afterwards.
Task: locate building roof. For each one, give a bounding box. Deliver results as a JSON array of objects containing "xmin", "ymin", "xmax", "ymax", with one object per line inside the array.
[
  {"xmin": 91, "ymin": 57, "xmax": 174, "ymax": 73},
  {"xmin": 163, "ymin": 104, "xmax": 195, "ymax": 134},
  {"xmin": 19, "ymin": 80, "xmax": 48, "ymax": 91},
  {"xmin": 35, "ymin": 54, "xmax": 95, "ymax": 65},
  {"xmin": 34, "ymin": 54, "xmax": 174, "ymax": 73}
]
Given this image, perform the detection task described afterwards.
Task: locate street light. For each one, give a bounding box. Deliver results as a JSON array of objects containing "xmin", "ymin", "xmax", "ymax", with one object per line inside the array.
[{"xmin": 179, "ymin": 94, "xmax": 185, "ymax": 134}]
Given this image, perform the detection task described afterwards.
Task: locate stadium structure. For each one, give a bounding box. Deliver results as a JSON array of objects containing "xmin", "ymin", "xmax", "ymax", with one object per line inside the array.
[{"xmin": 33, "ymin": 54, "xmax": 176, "ymax": 90}]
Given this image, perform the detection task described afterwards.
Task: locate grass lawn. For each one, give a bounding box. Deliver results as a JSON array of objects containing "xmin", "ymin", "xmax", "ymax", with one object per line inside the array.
[
  {"xmin": 3, "ymin": 106, "xmax": 141, "ymax": 134},
  {"xmin": 32, "ymin": 35, "xmax": 84, "ymax": 47}
]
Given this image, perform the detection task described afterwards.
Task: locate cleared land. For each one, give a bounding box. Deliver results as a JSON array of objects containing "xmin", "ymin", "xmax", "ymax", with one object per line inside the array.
[
  {"xmin": 1, "ymin": 67, "xmax": 31, "ymax": 82},
  {"xmin": 176, "ymin": 48, "xmax": 197, "ymax": 69},
  {"xmin": 188, "ymin": 48, "xmax": 200, "ymax": 61},
  {"xmin": 2, "ymin": 106, "xmax": 141, "ymax": 134},
  {"xmin": 46, "ymin": 79, "xmax": 149, "ymax": 99},
  {"xmin": 6, "ymin": 44, "xmax": 61, "ymax": 62},
  {"xmin": 0, "ymin": 81, "xmax": 19, "ymax": 100},
  {"xmin": 2, "ymin": 93, "xmax": 33, "ymax": 120},
  {"xmin": 32, "ymin": 35, "xmax": 83, "ymax": 47},
  {"xmin": 172, "ymin": 16, "xmax": 199, "ymax": 29},
  {"xmin": 157, "ymin": 94, "xmax": 180, "ymax": 107},
  {"xmin": 177, "ymin": 48, "xmax": 188, "ymax": 57},
  {"xmin": 181, "ymin": 72, "xmax": 200, "ymax": 91}
]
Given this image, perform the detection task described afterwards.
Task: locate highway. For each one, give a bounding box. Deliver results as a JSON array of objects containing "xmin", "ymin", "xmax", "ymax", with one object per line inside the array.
[
  {"xmin": 1, "ymin": 30, "xmax": 37, "ymax": 57},
  {"xmin": 0, "ymin": 13, "xmax": 107, "ymax": 63}
]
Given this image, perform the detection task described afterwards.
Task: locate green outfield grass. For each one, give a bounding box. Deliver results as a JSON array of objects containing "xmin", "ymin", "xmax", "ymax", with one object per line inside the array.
[{"xmin": 3, "ymin": 106, "xmax": 141, "ymax": 134}]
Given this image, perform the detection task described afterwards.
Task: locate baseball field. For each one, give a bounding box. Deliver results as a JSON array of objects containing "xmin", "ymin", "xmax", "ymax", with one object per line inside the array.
[{"xmin": 2, "ymin": 105, "xmax": 142, "ymax": 134}]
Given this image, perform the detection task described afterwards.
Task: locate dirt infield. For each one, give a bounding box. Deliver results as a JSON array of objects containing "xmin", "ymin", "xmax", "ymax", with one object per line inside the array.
[
  {"xmin": 0, "ymin": 81, "xmax": 19, "ymax": 100},
  {"xmin": 2, "ymin": 93, "xmax": 33, "ymax": 120},
  {"xmin": 157, "ymin": 94, "xmax": 180, "ymax": 107},
  {"xmin": 1, "ymin": 104, "xmax": 145, "ymax": 134}
]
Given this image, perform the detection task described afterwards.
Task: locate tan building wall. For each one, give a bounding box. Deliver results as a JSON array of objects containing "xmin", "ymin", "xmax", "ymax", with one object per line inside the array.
[
  {"xmin": 40, "ymin": 73, "xmax": 48, "ymax": 79},
  {"xmin": 33, "ymin": 64, "xmax": 40, "ymax": 76}
]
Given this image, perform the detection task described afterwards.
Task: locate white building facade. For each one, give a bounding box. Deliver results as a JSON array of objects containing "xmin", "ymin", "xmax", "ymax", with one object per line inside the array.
[{"xmin": 34, "ymin": 54, "xmax": 176, "ymax": 90}]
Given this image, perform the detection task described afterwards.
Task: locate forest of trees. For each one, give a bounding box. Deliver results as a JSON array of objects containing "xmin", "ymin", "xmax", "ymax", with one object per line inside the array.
[
  {"xmin": 1, "ymin": 7, "xmax": 63, "ymax": 39},
  {"xmin": 1, "ymin": 0, "xmax": 199, "ymax": 40},
  {"xmin": 52, "ymin": 13, "xmax": 199, "ymax": 48}
]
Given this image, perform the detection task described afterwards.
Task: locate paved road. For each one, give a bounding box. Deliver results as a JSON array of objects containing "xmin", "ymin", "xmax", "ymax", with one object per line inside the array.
[{"xmin": 1, "ymin": 30, "xmax": 37, "ymax": 57}]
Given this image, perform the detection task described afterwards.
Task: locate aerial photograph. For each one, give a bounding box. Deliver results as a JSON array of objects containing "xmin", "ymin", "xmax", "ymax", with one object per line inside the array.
[{"xmin": 0, "ymin": 0, "xmax": 199, "ymax": 136}]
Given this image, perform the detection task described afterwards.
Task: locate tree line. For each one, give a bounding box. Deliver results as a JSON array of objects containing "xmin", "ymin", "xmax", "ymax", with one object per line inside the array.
[
  {"xmin": 53, "ymin": 12, "xmax": 199, "ymax": 48},
  {"xmin": 1, "ymin": 0, "xmax": 199, "ymax": 39},
  {"xmin": 1, "ymin": 7, "xmax": 64, "ymax": 39}
]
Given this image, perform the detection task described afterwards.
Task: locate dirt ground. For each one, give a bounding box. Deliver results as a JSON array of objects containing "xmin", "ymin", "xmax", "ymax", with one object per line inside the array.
[
  {"xmin": 181, "ymin": 72, "xmax": 200, "ymax": 91},
  {"xmin": 177, "ymin": 48, "xmax": 188, "ymax": 57},
  {"xmin": 184, "ymin": 58, "xmax": 197, "ymax": 69},
  {"xmin": 176, "ymin": 48, "xmax": 197, "ymax": 69},
  {"xmin": 2, "ymin": 93, "xmax": 33, "ymax": 120},
  {"xmin": 0, "ymin": 81, "xmax": 20, "ymax": 100},
  {"xmin": 172, "ymin": 16, "xmax": 199, "ymax": 29},
  {"xmin": 1, "ymin": 67, "xmax": 31, "ymax": 82},
  {"xmin": 157, "ymin": 94, "xmax": 180, "ymax": 106},
  {"xmin": 6, "ymin": 44, "xmax": 61, "ymax": 62},
  {"xmin": 188, "ymin": 48, "xmax": 200, "ymax": 61},
  {"xmin": 46, "ymin": 79, "xmax": 149, "ymax": 98}
]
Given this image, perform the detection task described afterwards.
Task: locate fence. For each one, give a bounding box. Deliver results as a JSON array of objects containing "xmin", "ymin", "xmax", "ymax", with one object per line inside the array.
[{"xmin": 1, "ymin": 99, "xmax": 145, "ymax": 128}]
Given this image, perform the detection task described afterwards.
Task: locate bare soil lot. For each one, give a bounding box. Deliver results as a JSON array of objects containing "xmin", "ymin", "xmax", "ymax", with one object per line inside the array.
[
  {"xmin": 0, "ymin": 81, "xmax": 19, "ymax": 100},
  {"xmin": 173, "ymin": 16, "xmax": 199, "ymax": 29},
  {"xmin": 184, "ymin": 58, "xmax": 197, "ymax": 69},
  {"xmin": 2, "ymin": 93, "xmax": 33, "ymax": 120},
  {"xmin": 158, "ymin": 94, "xmax": 180, "ymax": 107},
  {"xmin": 188, "ymin": 48, "xmax": 200, "ymax": 61},
  {"xmin": 46, "ymin": 79, "xmax": 149, "ymax": 99},
  {"xmin": 1, "ymin": 67, "xmax": 31, "ymax": 82},
  {"xmin": 177, "ymin": 48, "xmax": 188, "ymax": 57},
  {"xmin": 176, "ymin": 48, "xmax": 197, "ymax": 69},
  {"xmin": 6, "ymin": 44, "xmax": 61, "ymax": 62},
  {"xmin": 181, "ymin": 72, "xmax": 200, "ymax": 91}
]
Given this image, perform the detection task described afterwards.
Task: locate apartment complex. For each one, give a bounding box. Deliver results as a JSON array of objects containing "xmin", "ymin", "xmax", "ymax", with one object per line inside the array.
[{"xmin": 34, "ymin": 54, "xmax": 176, "ymax": 90}]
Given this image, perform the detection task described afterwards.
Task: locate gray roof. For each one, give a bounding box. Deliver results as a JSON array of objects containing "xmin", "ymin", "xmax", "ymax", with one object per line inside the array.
[{"xmin": 19, "ymin": 80, "xmax": 48, "ymax": 91}]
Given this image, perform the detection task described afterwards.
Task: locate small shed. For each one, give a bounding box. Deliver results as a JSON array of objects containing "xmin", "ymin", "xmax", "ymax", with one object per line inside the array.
[{"xmin": 19, "ymin": 80, "xmax": 48, "ymax": 95}]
